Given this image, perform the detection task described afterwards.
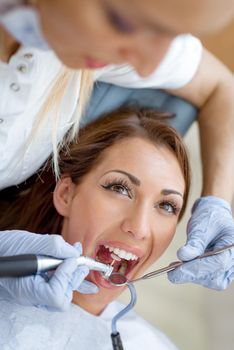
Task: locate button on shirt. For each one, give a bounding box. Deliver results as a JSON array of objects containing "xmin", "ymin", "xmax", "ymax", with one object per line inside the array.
[
  {"xmin": 0, "ymin": 35, "xmax": 202, "ymax": 190},
  {"xmin": 0, "ymin": 46, "xmax": 63, "ymax": 189}
]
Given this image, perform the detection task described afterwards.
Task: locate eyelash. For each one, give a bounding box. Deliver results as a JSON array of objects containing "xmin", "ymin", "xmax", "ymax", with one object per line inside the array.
[
  {"xmin": 101, "ymin": 178, "xmax": 133, "ymax": 198},
  {"xmin": 157, "ymin": 200, "xmax": 180, "ymax": 215},
  {"xmin": 101, "ymin": 179, "xmax": 181, "ymax": 215},
  {"xmin": 107, "ymin": 8, "xmax": 136, "ymax": 33}
]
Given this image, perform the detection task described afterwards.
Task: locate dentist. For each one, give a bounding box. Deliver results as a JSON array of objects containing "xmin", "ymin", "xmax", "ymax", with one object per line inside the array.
[{"xmin": 0, "ymin": 0, "xmax": 234, "ymax": 310}]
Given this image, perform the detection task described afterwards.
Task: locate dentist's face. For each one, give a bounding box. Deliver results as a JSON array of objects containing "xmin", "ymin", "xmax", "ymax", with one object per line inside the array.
[
  {"xmin": 38, "ymin": 0, "xmax": 234, "ymax": 75},
  {"xmin": 56, "ymin": 137, "xmax": 185, "ymax": 312}
]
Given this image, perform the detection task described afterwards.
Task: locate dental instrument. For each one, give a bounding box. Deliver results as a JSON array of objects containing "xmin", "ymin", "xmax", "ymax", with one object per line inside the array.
[
  {"xmin": 0, "ymin": 255, "xmax": 113, "ymax": 278},
  {"xmin": 111, "ymin": 282, "xmax": 137, "ymax": 350},
  {"xmin": 108, "ymin": 242, "xmax": 234, "ymax": 287}
]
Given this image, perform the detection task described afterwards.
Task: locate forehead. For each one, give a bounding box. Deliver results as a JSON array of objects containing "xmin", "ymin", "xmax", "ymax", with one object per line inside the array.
[
  {"xmin": 107, "ymin": 0, "xmax": 234, "ymax": 34},
  {"xmin": 92, "ymin": 137, "xmax": 185, "ymax": 191}
]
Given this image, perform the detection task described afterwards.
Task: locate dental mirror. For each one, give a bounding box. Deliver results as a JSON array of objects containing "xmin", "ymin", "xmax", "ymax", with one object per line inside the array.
[
  {"xmin": 108, "ymin": 272, "xmax": 128, "ymax": 286},
  {"xmin": 108, "ymin": 262, "xmax": 182, "ymax": 287},
  {"xmin": 108, "ymin": 243, "xmax": 234, "ymax": 287}
]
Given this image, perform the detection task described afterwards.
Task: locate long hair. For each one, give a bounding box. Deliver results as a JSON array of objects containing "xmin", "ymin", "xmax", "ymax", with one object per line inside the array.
[
  {"xmin": 0, "ymin": 108, "xmax": 190, "ymax": 233},
  {"xmin": 26, "ymin": 67, "xmax": 94, "ymax": 179}
]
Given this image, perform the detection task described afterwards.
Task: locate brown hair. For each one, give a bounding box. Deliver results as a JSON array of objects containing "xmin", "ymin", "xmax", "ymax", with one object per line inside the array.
[{"xmin": 0, "ymin": 108, "xmax": 190, "ymax": 233}]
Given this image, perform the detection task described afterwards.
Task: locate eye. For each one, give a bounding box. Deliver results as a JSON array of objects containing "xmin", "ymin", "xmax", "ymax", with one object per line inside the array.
[
  {"xmin": 106, "ymin": 8, "xmax": 136, "ymax": 33},
  {"xmin": 102, "ymin": 179, "xmax": 133, "ymax": 198},
  {"xmin": 110, "ymin": 184, "xmax": 129, "ymax": 196},
  {"xmin": 157, "ymin": 201, "xmax": 180, "ymax": 215}
]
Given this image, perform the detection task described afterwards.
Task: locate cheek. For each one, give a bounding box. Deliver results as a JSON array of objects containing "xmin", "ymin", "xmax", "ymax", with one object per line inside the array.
[
  {"xmin": 136, "ymin": 226, "xmax": 176, "ymax": 277},
  {"xmin": 151, "ymin": 224, "xmax": 177, "ymax": 261},
  {"xmin": 61, "ymin": 217, "xmax": 82, "ymax": 245},
  {"xmin": 61, "ymin": 196, "xmax": 109, "ymax": 250},
  {"xmin": 60, "ymin": 200, "xmax": 89, "ymax": 245},
  {"xmin": 56, "ymin": 54, "xmax": 85, "ymax": 69},
  {"xmin": 76, "ymin": 9, "xmax": 117, "ymax": 44}
]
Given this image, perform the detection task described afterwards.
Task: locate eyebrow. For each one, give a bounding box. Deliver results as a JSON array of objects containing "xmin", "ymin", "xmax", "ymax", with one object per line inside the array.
[
  {"xmin": 103, "ymin": 170, "xmax": 141, "ymax": 186},
  {"xmin": 103, "ymin": 170, "xmax": 183, "ymax": 197},
  {"xmin": 161, "ymin": 189, "xmax": 183, "ymax": 198}
]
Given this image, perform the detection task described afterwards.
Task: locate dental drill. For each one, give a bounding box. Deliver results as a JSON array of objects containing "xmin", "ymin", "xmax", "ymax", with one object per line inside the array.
[{"xmin": 0, "ymin": 255, "xmax": 113, "ymax": 278}]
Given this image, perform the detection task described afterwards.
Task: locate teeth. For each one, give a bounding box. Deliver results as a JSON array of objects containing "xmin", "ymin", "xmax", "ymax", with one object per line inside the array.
[
  {"xmin": 111, "ymin": 253, "xmax": 121, "ymax": 261},
  {"xmin": 104, "ymin": 245, "xmax": 138, "ymax": 261},
  {"xmin": 118, "ymin": 261, "xmax": 128, "ymax": 275},
  {"xmin": 113, "ymin": 248, "xmax": 120, "ymax": 256},
  {"xmin": 125, "ymin": 252, "xmax": 132, "ymax": 260},
  {"xmin": 104, "ymin": 244, "xmax": 114, "ymax": 252}
]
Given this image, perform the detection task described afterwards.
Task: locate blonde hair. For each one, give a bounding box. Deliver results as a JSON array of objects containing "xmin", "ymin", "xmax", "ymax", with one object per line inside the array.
[{"xmin": 28, "ymin": 67, "xmax": 94, "ymax": 179}]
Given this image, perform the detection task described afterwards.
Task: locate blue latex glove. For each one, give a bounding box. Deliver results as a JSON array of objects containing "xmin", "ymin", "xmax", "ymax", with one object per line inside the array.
[
  {"xmin": 0, "ymin": 230, "xmax": 98, "ymax": 310},
  {"xmin": 168, "ymin": 196, "xmax": 234, "ymax": 290}
]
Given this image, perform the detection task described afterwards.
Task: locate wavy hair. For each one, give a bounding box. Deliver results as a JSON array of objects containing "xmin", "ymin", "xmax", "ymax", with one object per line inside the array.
[{"xmin": 0, "ymin": 108, "xmax": 190, "ymax": 233}]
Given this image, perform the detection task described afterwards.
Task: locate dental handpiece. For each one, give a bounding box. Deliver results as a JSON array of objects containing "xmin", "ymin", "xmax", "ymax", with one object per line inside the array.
[{"xmin": 0, "ymin": 255, "xmax": 113, "ymax": 278}]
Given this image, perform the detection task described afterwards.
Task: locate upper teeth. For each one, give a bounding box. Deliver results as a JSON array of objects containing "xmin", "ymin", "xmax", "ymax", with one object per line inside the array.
[{"xmin": 104, "ymin": 244, "xmax": 138, "ymax": 261}]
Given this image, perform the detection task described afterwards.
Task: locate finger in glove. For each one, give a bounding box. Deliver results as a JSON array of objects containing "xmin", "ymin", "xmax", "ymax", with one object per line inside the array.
[{"xmin": 168, "ymin": 250, "xmax": 234, "ymax": 290}]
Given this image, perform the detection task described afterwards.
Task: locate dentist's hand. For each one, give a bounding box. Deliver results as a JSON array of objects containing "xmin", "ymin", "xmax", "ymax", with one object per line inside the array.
[
  {"xmin": 0, "ymin": 230, "xmax": 98, "ymax": 310},
  {"xmin": 168, "ymin": 196, "xmax": 234, "ymax": 290}
]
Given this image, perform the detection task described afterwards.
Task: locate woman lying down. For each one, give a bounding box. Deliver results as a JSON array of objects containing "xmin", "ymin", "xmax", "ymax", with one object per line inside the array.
[{"xmin": 0, "ymin": 108, "xmax": 190, "ymax": 349}]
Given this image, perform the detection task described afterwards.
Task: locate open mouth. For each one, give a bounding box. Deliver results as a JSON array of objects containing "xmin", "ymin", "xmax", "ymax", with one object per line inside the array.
[{"xmin": 96, "ymin": 244, "xmax": 140, "ymax": 279}]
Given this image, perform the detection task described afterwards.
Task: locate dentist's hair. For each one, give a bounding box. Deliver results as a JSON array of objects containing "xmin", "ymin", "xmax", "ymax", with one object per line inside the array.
[
  {"xmin": 0, "ymin": 108, "xmax": 190, "ymax": 233},
  {"xmin": 27, "ymin": 67, "xmax": 93, "ymax": 179}
]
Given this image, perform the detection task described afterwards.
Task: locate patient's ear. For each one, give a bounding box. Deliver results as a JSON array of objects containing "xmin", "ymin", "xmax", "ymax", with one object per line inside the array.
[{"xmin": 53, "ymin": 177, "xmax": 75, "ymax": 217}]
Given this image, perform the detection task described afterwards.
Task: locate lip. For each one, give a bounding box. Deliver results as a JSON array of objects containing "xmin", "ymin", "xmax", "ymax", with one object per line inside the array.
[
  {"xmin": 84, "ymin": 57, "xmax": 107, "ymax": 69},
  {"xmin": 91, "ymin": 270, "xmax": 119, "ymax": 289},
  {"xmin": 90, "ymin": 240, "xmax": 146, "ymax": 289},
  {"xmin": 97, "ymin": 240, "xmax": 145, "ymax": 259},
  {"xmin": 91, "ymin": 265, "xmax": 139, "ymax": 290}
]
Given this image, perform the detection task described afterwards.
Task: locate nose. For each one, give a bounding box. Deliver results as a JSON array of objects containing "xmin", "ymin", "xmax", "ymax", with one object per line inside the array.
[
  {"xmin": 121, "ymin": 204, "xmax": 151, "ymax": 240},
  {"xmin": 118, "ymin": 33, "xmax": 174, "ymax": 77}
]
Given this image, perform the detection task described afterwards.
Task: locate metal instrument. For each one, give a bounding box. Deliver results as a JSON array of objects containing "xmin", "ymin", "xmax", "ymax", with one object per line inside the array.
[
  {"xmin": 0, "ymin": 254, "xmax": 113, "ymax": 278},
  {"xmin": 108, "ymin": 243, "xmax": 234, "ymax": 286}
]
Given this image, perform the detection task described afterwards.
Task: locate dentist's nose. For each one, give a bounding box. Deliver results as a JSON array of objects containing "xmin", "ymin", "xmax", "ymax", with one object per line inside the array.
[{"xmin": 121, "ymin": 204, "xmax": 151, "ymax": 240}]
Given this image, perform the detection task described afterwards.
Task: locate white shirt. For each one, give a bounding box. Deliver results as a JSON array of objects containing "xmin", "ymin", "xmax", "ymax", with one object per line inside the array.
[
  {"xmin": 0, "ymin": 35, "xmax": 202, "ymax": 190},
  {"xmin": 0, "ymin": 298, "xmax": 178, "ymax": 350}
]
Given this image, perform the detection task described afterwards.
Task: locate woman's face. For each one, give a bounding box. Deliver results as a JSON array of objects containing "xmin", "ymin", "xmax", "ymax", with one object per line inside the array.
[
  {"xmin": 55, "ymin": 136, "xmax": 185, "ymax": 313},
  {"xmin": 38, "ymin": 0, "xmax": 233, "ymax": 74},
  {"xmin": 39, "ymin": 0, "xmax": 174, "ymax": 76}
]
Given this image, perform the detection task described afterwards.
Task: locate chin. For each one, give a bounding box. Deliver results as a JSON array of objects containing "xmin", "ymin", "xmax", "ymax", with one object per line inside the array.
[
  {"xmin": 72, "ymin": 287, "xmax": 118, "ymax": 316},
  {"xmin": 72, "ymin": 241, "xmax": 147, "ymax": 312}
]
